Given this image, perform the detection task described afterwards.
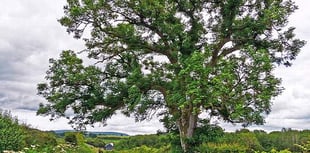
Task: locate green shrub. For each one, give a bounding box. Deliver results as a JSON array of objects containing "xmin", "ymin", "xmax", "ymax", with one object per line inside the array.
[
  {"xmin": 21, "ymin": 141, "xmax": 97, "ymax": 153},
  {"xmin": 0, "ymin": 110, "xmax": 24, "ymax": 152},
  {"xmin": 197, "ymin": 142, "xmax": 248, "ymax": 153},
  {"xmin": 86, "ymin": 137, "xmax": 106, "ymax": 148},
  {"xmin": 115, "ymin": 134, "xmax": 169, "ymax": 150},
  {"xmin": 187, "ymin": 121, "xmax": 224, "ymax": 151},
  {"xmin": 294, "ymin": 140, "xmax": 310, "ymax": 152},
  {"xmin": 23, "ymin": 127, "xmax": 57, "ymax": 147},
  {"xmin": 218, "ymin": 132, "xmax": 263, "ymax": 152},
  {"xmin": 110, "ymin": 145, "xmax": 170, "ymax": 153},
  {"xmin": 22, "ymin": 144, "xmax": 55, "ymax": 153},
  {"xmin": 64, "ymin": 132, "xmax": 78, "ymax": 145},
  {"xmin": 255, "ymin": 148, "xmax": 292, "ymax": 153}
]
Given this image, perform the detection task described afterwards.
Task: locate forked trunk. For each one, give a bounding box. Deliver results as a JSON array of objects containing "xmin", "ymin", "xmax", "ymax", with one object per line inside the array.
[{"xmin": 177, "ymin": 111, "xmax": 198, "ymax": 152}]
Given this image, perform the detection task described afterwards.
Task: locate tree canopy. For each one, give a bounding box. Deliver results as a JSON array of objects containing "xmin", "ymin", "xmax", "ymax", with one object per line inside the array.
[{"xmin": 37, "ymin": 0, "xmax": 305, "ymax": 152}]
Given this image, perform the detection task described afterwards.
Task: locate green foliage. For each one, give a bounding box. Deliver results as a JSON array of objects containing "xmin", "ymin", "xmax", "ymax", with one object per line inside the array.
[
  {"xmin": 23, "ymin": 127, "xmax": 57, "ymax": 147},
  {"xmin": 38, "ymin": 0, "xmax": 306, "ymax": 152},
  {"xmin": 254, "ymin": 130, "xmax": 273, "ymax": 151},
  {"xmin": 259, "ymin": 129, "xmax": 304, "ymax": 152},
  {"xmin": 21, "ymin": 132, "xmax": 96, "ymax": 153},
  {"xmin": 3, "ymin": 129, "xmax": 310, "ymax": 153},
  {"xmin": 0, "ymin": 110, "xmax": 24, "ymax": 152},
  {"xmin": 294, "ymin": 140, "xmax": 310, "ymax": 152},
  {"xmin": 193, "ymin": 129, "xmax": 310, "ymax": 153},
  {"xmin": 255, "ymin": 148, "xmax": 292, "ymax": 153},
  {"xmin": 76, "ymin": 143, "xmax": 96, "ymax": 153},
  {"xmin": 22, "ymin": 144, "xmax": 55, "ymax": 153},
  {"xmin": 64, "ymin": 132, "xmax": 78, "ymax": 145},
  {"xmin": 166, "ymin": 133, "xmax": 183, "ymax": 153},
  {"xmin": 197, "ymin": 142, "xmax": 248, "ymax": 153},
  {"xmin": 202, "ymin": 131, "xmax": 262, "ymax": 153},
  {"xmin": 21, "ymin": 143, "xmax": 96, "ymax": 153},
  {"xmin": 188, "ymin": 120, "xmax": 224, "ymax": 147},
  {"xmin": 110, "ymin": 145, "xmax": 170, "ymax": 153},
  {"xmin": 63, "ymin": 132, "xmax": 86, "ymax": 146},
  {"xmin": 115, "ymin": 134, "xmax": 169, "ymax": 150},
  {"xmin": 86, "ymin": 137, "xmax": 106, "ymax": 148}
]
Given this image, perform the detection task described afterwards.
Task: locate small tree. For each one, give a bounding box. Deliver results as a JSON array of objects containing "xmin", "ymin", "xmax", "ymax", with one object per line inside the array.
[
  {"xmin": 64, "ymin": 132, "xmax": 85, "ymax": 145},
  {"xmin": 37, "ymin": 0, "xmax": 305, "ymax": 152},
  {"xmin": 0, "ymin": 110, "xmax": 24, "ymax": 152}
]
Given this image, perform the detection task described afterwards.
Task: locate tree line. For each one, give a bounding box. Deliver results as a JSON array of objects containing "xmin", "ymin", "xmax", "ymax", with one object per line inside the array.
[{"xmin": 2, "ymin": 110, "xmax": 310, "ymax": 153}]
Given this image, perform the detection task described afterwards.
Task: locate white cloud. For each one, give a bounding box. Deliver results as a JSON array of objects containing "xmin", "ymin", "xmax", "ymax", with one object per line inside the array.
[
  {"xmin": 12, "ymin": 109, "xmax": 73, "ymax": 130},
  {"xmin": 11, "ymin": 109, "xmax": 164, "ymax": 135}
]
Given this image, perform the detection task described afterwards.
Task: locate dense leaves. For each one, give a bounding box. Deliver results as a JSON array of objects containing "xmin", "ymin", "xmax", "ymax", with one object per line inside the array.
[
  {"xmin": 23, "ymin": 127, "xmax": 57, "ymax": 147},
  {"xmin": 115, "ymin": 134, "xmax": 169, "ymax": 150},
  {"xmin": 0, "ymin": 110, "xmax": 24, "ymax": 152},
  {"xmin": 38, "ymin": 0, "xmax": 305, "ymax": 152},
  {"xmin": 65, "ymin": 132, "xmax": 79, "ymax": 145}
]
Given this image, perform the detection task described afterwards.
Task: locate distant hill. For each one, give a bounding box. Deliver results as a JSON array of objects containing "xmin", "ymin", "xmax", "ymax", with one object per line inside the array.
[
  {"xmin": 86, "ymin": 131, "xmax": 129, "ymax": 136},
  {"xmin": 52, "ymin": 130, "xmax": 129, "ymax": 136}
]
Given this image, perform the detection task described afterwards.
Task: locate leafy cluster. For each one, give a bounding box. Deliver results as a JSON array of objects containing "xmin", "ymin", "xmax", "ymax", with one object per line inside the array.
[{"xmin": 0, "ymin": 110, "xmax": 24, "ymax": 152}]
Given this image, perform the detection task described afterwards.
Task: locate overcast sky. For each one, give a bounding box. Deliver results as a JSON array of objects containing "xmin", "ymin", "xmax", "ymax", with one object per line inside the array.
[{"xmin": 0, "ymin": 0, "xmax": 309, "ymax": 135}]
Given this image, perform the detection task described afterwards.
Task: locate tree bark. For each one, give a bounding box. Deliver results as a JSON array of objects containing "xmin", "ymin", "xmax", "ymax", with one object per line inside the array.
[{"xmin": 177, "ymin": 109, "xmax": 198, "ymax": 153}]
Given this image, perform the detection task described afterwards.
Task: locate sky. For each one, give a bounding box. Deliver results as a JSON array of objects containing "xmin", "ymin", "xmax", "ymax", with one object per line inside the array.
[{"xmin": 0, "ymin": 0, "xmax": 309, "ymax": 135}]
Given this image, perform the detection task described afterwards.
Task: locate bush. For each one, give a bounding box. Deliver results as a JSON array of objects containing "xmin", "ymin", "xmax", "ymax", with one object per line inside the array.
[
  {"xmin": 0, "ymin": 110, "xmax": 24, "ymax": 152},
  {"xmin": 197, "ymin": 142, "xmax": 248, "ymax": 153},
  {"xmin": 23, "ymin": 127, "xmax": 57, "ymax": 147},
  {"xmin": 295, "ymin": 140, "xmax": 310, "ymax": 152},
  {"xmin": 110, "ymin": 145, "xmax": 170, "ymax": 153},
  {"xmin": 187, "ymin": 121, "xmax": 224, "ymax": 151},
  {"xmin": 64, "ymin": 132, "xmax": 78, "ymax": 145},
  {"xmin": 217, "ymin": 132, "xmax": 263, "ymax": 152},
  {"xmin": 255, "ymin": 148, "xmax": 292, "ymax": 153},
  {"xmin": 86, "ymin": 137, "xmax": 106, "ymax": 148},
  {"xmin": 115, "ymin": 134, "xmax": 169, "ymax": 150}
]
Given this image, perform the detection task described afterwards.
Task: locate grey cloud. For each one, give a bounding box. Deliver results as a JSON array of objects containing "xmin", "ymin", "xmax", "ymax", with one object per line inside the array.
[
  {"xmin": 292, "ymin": 88, "xmax": 310, "ymax": 100},
  {"xmin": 0, "ymin": 0, "xmax": 84, "ymax": 114},
  {"xmin": 0, "ymin": 1, "xmax": 65, "ymax": 115},
  {"xmin": 15, "ymin": 107, "xmax": 38, "ymax": 112},
  {"xmin": 0, "ymin": 89, "xmax": 42, "ymax": 111},
  {"xmin": 264, "ymin": 118, "xmax": 310, "ymax": 130}
]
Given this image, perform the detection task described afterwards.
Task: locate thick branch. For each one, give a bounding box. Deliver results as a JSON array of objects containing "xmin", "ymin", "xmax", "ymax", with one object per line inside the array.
[
  {"xmin": 219, "ymin": 45, "xmax": 241, "ymax": 57},
  {"xmin": 210, "ymin": 37, "xmax": 230, "ymax": 66}
]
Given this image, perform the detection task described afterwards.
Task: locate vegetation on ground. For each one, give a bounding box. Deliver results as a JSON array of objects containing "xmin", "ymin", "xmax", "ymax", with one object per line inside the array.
[
  {"xmin": 2, "ymin": 111, "xmax": 310, "ymax": 153},
  {"xmin": 0, "ymin": 110, "xmax": 24, "ymax": 152}
]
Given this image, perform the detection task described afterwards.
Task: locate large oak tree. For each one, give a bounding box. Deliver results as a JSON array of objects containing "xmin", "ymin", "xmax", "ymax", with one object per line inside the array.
[{"xmin": 37, "ymin": 0, "xmax": 305, "ymax": 152}]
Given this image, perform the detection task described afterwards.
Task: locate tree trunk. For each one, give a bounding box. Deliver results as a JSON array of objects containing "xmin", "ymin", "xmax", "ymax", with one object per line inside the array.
[{"xmin": 177, "ymin": 110, "xmax": 198, "ymax": 153}]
